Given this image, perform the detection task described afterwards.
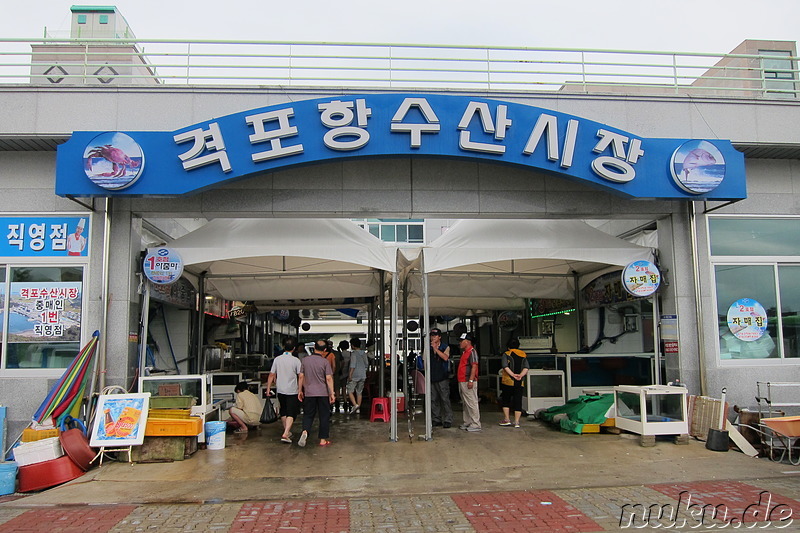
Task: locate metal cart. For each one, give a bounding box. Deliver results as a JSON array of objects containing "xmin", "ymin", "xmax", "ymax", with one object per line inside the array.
[{"xmin": 745, "ymin": 382, "xmax": 800, "ymax": 464}]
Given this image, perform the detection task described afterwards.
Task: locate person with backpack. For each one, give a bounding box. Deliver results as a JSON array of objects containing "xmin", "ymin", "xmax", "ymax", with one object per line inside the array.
[
  {"xmin": 428, "ymin": 328, "xmax": 453, "ymax": 428},
  {"xmin": 499, "ymin": 338, "xmax": 530, "ymax": 428}
]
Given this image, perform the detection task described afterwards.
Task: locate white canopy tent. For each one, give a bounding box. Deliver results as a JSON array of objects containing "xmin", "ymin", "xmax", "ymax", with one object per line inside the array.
[
  {"xmin": 161, "ymin": 217, "xmax": 655, "ymax": 443},
  {"xmin": 168, "ymin": 218, "xmax": 397, "ymax": 304},
  {"xmin": 165, "ymin": 218, "xmax": 401, "ymax": 442},
  {"xmin": 402, "ymin": 219, "xmax": 655, "ymax": 315},
  {"xmin": 406, "ymin": 219, "xmax": 655, "ymax": 440}
]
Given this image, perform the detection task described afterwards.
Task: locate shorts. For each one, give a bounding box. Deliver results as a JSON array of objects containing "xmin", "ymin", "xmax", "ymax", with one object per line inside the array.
[
  {"xmin": 277, "ymin": 393, "xmax": 300, "ymax": 419},
  {"xmin": 346, "ymin": 379, "xmax": 365, "ymax": 395}
]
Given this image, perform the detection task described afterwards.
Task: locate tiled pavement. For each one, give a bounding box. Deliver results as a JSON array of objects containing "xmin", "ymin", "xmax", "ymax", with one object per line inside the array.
[{"xmin": 1, "ymin": 479, "xmax": 799, "ymax": 532}]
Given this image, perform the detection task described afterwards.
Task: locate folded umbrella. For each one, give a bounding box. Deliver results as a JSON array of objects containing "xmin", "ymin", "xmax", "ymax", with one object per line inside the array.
[{"xmin": 32, "ymin": 331, "xmax": 100, "ymax": 425}]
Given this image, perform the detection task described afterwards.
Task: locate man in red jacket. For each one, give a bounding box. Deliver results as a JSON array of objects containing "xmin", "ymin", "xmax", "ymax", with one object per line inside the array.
[{"xmin": 457, "ymin": 333, "xmax": 481, "ymax": 432}]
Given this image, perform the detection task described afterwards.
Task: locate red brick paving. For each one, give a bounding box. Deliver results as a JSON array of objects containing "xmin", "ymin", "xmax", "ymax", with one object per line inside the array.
[
  {"xmin": 231, "ymin": 499, "xmax": 349, "ymax": 533},
  {"xmin": 0, "ymin": 505, "xmax": 137, "ymax": 533},
  {"xmin": 649, "ymin": 480, "xmax": 799, "ymax": 527},
  {"xmin": 452, "ymin": 490, "xmax": 601, "ymax": 532}
]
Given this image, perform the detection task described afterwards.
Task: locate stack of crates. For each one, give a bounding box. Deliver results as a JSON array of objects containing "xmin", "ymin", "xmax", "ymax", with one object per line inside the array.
[
  {"xmin": 146, "ymin": 394, "xmax": 202, "ymax": 437},
  {"xmin": 21, "ymin": 427, "xmax": 59, "ymax": 444}
]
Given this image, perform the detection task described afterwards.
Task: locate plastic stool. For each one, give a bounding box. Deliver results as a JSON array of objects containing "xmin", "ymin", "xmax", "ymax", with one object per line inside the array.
[{"xmin": 370, "ymin": 397, "xmax": 390, "ymax": 422}]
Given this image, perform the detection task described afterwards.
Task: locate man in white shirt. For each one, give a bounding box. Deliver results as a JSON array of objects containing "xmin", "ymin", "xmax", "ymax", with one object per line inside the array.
[{"xmin": 266, "ymin": 337, "xmax": 303, "ymax": 443}]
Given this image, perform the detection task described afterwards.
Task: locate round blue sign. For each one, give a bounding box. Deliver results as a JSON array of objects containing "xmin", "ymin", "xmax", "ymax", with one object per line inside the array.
[
  {"xmin": 622, "ymin": 260, "xmax": 661, "ymax": 297},
  {"xmin": 727, "ymin": 298, "xmax": 768, "ymax": 342},
  {"xmin": 143, "ymin": 247, "xmax": 183, "ymax": 285},
  {"xmin": 83, "ymin": 132, "xmax": 145, "ymax": 190},
  {"xmin": 670, "ymin": 140, "xmax": 726, "ymax": 194}
]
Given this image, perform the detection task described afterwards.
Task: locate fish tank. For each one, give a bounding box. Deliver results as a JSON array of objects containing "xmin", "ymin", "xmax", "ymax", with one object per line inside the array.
[
  {"xmin": 614, "ymin": 385, "xmax": 688, "ymax": 436},
  {"xmin": 138, "ymin": 374, "xmax": 210, "ymax": 409}
]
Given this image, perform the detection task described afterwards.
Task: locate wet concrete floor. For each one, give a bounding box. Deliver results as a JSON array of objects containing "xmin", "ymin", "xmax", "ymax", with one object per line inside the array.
[{"xmin": 7, "ymin": 406, "xmax": 798, "ymax": 507}]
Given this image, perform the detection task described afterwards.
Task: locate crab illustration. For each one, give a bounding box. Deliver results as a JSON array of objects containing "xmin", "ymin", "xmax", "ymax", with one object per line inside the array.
[{"xmin": 86, "ymin": 144, "xmax": 140, "ymax": 177}]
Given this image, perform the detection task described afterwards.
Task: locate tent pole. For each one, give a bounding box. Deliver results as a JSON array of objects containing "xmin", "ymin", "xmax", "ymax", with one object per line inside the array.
[
  {"xmin": 378, "ymin": 270, "xmax": 385, "ymax": 398},
  {"xmin": 422, "ymin": 253, "xmax": 432, "ymax": 441},
  {"xmin": 138, "ymin": 278, "xmax": 151, "ymax": 381},
  {"xmin": 652, "ymin": 295, "xmax": 662, "ymax": 385},
  {"xmin": 369, "ymin": 297, "xmax": 375, "ymax": 370},
  {"xmin": 573, "ymin": 270, "xmax": 582, "ymax": 368},
  {"xmin": 196, "ymin": 272, "xmax": 207, "ymax": 374},
  {"xmin": 390, "ymin": 263, "xmax": 399, "ymax": 442},
  {"xmin": 402, "ymin": 276, "xmax": 410, "ymax": 440}
]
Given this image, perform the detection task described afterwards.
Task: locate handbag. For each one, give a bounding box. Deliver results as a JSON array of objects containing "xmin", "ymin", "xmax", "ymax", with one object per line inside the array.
[{"xmin": 260, "ymin": 396, "xmax": 278, "ymax": 424}]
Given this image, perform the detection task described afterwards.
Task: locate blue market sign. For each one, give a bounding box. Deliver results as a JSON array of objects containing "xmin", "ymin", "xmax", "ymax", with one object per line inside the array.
[{"xmin": 56, "ymin": 94, "xmax": 746, "ymax": 199}]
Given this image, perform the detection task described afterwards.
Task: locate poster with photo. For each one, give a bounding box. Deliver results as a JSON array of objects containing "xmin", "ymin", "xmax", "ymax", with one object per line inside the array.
[
  {"xmin": 8, "ymin": 282, "xmax": 82, "ymax": 342},
  {"xmin": 89, "ymin": 393, "xmax": 150, "ymax": 447}
]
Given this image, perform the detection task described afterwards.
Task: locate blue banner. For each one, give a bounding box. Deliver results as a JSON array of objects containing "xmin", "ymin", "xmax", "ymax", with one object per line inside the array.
[
  {"xmin": 55, "ymin": 94, "xmax": 746, "ymax": 200},
  {"xmin": 0, "ymin": 216, "xmax": 89, "ymax": 257}
]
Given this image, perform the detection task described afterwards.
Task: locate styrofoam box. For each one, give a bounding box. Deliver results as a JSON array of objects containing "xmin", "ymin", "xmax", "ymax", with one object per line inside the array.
[{"xmin": 13, "ymin": 436, "xmax": 64, "ymax": 466}]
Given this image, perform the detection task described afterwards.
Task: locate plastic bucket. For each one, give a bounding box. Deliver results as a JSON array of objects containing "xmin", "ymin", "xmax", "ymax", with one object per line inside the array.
[
  {"xmin": 0, "ymin": 461, "xmax": 17, "ymax": 496},
  {"xmin": 204, "ymin": 421, "xmax": 226, "ymax": 450}
]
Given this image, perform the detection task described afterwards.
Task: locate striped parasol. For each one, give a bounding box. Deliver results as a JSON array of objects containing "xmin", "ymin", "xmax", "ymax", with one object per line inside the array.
[{"xmin": 32, "ymin": 330, "xmax": 100, "ymax": 426}]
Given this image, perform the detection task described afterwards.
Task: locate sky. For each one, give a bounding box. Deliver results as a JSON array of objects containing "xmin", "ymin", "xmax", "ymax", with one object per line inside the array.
[{"xmin": 3, "ymin": 0, "xmax": 799, "ymax": 54}]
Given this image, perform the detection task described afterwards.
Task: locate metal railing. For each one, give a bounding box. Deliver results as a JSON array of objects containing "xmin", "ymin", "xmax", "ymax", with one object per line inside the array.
[{"xmin": 0, "ymin": 37, "xmax": 797, "ymax": 98}]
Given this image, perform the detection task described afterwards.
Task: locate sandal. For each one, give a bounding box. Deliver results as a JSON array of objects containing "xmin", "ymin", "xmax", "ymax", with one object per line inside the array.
[
  {"xmin": 280, "ymin": 436, "xmax": 292, "ymax": 443},
  {"xmin": 499, "ymin": 420, "xmax": 512, "ymax": 426},
  {"xmin": 319, "ymin": 441, "xmax": 333, "ymax": 447}
]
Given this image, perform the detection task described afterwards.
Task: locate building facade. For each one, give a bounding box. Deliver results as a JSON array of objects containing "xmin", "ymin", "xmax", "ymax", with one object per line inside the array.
[{"xmin": 0, "ymin": 6, "xmax": 798, "ymax": 443}]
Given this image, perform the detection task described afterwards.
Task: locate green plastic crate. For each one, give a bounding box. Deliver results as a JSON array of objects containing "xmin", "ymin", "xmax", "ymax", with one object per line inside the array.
[{"xmin": 149, "ymin": 395, "xmax": 195, "ymax": 409}]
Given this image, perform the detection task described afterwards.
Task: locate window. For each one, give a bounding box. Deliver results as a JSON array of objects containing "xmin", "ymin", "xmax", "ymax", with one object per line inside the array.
[
  {"xmin": 353, "ymin": 219, "xmax": 425, "ymax": 244},
  {"xmin": 710, "ymin": 217, "xmax": 800, "ymax": 362},
  {"xmin": 77, "ymin": 14, "xmax": 87, "ymax": 24},
  {"xmin": 760, "ymin": 50, "xmax": 796, "ymax": 98},
  {"xmin": 1, "ymin": 266, "xmax": 83, "ymax": 370},
  {"xmin": 99, "ymin": 15, "xmax": 109, "ymax": 24}
]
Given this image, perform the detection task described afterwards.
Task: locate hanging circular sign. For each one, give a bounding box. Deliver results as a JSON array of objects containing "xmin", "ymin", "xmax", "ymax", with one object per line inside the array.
[
  {"xmin": 498, "ymin": 311, "xmax": 521, "ymax": 331},
  {"xmin": 622, "ymin": 260, "xmax": 661, "ymax": 297},
  {"xmin": 727, "ymin": 297, "xmax": 768, "ymax": 342},
  {"xmin": 143, "ymin": 247, "xmax": 184, "ymax": 285}
]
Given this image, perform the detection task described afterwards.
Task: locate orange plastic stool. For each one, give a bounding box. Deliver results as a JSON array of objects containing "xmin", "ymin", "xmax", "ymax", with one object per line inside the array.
[{"xmin": 370, "ymin": 397, "xmax": 390, "ymax": 422}]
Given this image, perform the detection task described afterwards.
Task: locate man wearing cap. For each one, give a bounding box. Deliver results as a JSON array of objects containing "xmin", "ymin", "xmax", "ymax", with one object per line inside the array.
[
  {"xmin": 457, "ymin": 332, "xmax": 481, "ymax": 432},
  {"xmin": 428, "ymin": 328, "xmax": 453, "ymax": 428}
]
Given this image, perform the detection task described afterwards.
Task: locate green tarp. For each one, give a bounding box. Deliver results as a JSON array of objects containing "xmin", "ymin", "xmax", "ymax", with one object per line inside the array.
[{"xmin": 539, "ymin": 394, "xmax": 615, "ymax": 434}]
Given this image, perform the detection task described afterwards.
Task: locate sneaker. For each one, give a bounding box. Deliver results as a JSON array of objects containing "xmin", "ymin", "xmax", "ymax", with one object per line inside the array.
[
  {"xmin": 432, "ymin": 421, "xmax": 443, "ymax": 427},
  {"xmin": 467, "ymin": 426, "xmax": 482, "ymax": 432},
  {"xmin": 499, "ymin": 420, "xmax": 512, "ymax": 426},
  {"xmin": 459, "ymin": 424, "xmax": 470, "ymax": 430},
  {"xmin": 298, "ymin": 431, "xmax": 308, "ymax": 447},
  {"xmin": 514, "ymin": 423, "xmax": 521, "ymax": 428},
  {"xmin": 442, "ymin": 422, "xmax": 452, "ymax": 429},
  {"xmin": 349, "ymin": 406, "xmax": 360, "ymax": 415},
  {"xmin": 280, "ymin": 436, "xmax": 292, "ymax": 444}
]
